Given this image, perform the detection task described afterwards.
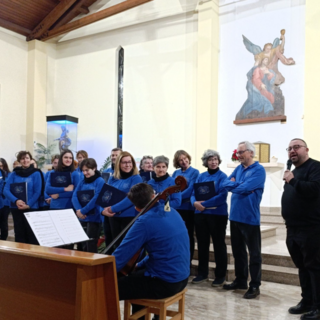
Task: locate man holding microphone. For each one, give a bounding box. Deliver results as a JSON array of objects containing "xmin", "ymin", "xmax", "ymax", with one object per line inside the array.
[{"xmin": 282, "ymin": 138, "xmax": 320, "ymax": 320}]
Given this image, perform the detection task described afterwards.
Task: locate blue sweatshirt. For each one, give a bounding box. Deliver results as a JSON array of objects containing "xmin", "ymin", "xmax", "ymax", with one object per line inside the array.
[
  {"xmin": 45, "ymin": 171, "xmax": 80, "ymax": 209},
  {"xmin": 2, "ymin": 172, "xmax": 10, "ymax": 207},
  {"xmin": 108, "ymin": 174, "xmax": 143, "ymax": 218},
  {"xmin": 148, "ymin": 176, "xmax": 181, "ymax": 209},
  {"xmin": 103, "ymin": 167, "xmax": 114, "ymax": 174},
  {"xmin": 0, "ymin": 171, "xmax": 4, "ymax": 209},
  {"xmin": 4, "ymin": 171, "xmax": 42, "ymax": 209},
  {"xmin": 191, "ymin": 169, "xmax": 228, "ymax": 215},
  {"xmin": 113, "ymin": 203, "xmax": 190, "ymax": 282},
  {"xmin": 72, "ymin": 176, "xmax": 105, "ymax": 223},
  {"xmin": 222, "ymin": 161, "xmax": 266, "ymax": 225},
  {"xmin": 39, "ymin": 171, "xmax": 50, "ymax": 208},
  {"xmin": 172, "ymin": 166, "xmax": 199, "ymax": 210}
]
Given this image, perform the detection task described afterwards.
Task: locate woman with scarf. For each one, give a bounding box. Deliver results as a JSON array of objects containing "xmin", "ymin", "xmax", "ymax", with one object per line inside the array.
[
  {"xmin": 101, "ymin": 151, "xmax": 142, "ymax": 250},
  {"xmin": 148, "ymin": 155, "xmax": 181, "ymax": 209},
  {"xmin": 72, "ymin": 158, "xmax": 105, "ymax": 253},
  {"xmin": 45, "ymin": 150, "xmax": 80, "ymax": 210},
  {"xmin": 190, "ymin": 149, "xmax": 228, "ymax": 287},
  {"xmin": 4, "ymin": 151, "xmax": 44, "ymax": 244}
]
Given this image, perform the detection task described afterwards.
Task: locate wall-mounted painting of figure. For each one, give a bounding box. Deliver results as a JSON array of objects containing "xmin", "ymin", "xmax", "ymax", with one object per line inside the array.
[{"xmin": 234, "ymin": 29, "xmax": 295, "ymax": 124}]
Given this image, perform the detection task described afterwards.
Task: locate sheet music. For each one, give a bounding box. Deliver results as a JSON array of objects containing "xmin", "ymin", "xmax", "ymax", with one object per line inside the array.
[
  {"xmin": 50, "ymin": 209, "xmax": 89, "ymax": 244},
  {"xmin": 24, "ymin": 209, "xmax": 89, "ymax": 247}
]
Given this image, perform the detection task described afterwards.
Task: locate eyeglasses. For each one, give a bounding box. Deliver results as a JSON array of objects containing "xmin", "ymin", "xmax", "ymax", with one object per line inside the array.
[
  {"xmin": 236, "ymin": 149, "xmax": 249, "ymax": 156},
  {"xmin": 121, "ymin": 161, "xmax": 132, "ymax": 165},
  {"xmin": 286, "ymin": 145, "xmax": 307, "ymax": 152}
]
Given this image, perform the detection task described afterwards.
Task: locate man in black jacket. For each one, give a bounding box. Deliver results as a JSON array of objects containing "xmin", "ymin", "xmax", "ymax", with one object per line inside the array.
[{"xmin": 282, "ymin": 138, "xmax": 320, "ymax": 320}]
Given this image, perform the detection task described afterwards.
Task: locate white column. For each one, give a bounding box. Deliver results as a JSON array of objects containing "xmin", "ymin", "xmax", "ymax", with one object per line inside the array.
[
  {"xmin": 26, "ymin": 40, "xmax": 48, "ymax": 152},
  {"xmin": 195, "ymin": 0, "xmax": 219, "ymax": 169}
]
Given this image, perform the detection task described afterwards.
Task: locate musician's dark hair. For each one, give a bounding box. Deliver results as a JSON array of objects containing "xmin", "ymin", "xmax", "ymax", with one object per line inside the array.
[
  {"xmin": 0, "ymin": 158, "xmax": 11, "ymax": 173},
  {"xmin": 291, "ymin": 138, "xmax": 308, "ymax": 147},
  {"xmin": 16, "ymin": 151, "xmax": 33, "ymax": 162},
  {"xmin": 128, "ymin": 183, "xmax": 154, "ymax": 209},
  {"xmin": 80, "ymin": 158, "xmax": 97, "ymax": 171},
  {"xmin": 111, "ymin": 148, "xmax": 122, "ymax": 152},
  {"xmin": 56, "ymin": 150, "xmax": 75, "ymax": 172}
]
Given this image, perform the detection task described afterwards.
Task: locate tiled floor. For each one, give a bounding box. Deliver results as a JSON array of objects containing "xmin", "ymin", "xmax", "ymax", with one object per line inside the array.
[{"xmin": 120, "ymin": 279, "xmax": 303, "ymax": 320}]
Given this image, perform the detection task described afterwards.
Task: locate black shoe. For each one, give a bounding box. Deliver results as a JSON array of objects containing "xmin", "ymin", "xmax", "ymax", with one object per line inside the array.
[
  {"xmin": 289, "ymin": 300, "xmax": 314, "ymax": 315},
  {"xmin": 152, "ymin": 315, "xmax": 159, "ymax": 320},
  {"xmin": 301, "ymin": 309, "xmax": 320, "ymax": 319},
  {"xmin": 211, "ymin": 277, "xmax": 226, "ymax": 287},
  {"xmin": 223, "ymin": 281, "xmax": 248, "ymax": 290},
  {"xmin": 243, "ymin": 287, "xmax": 260, "ymax": 299}
]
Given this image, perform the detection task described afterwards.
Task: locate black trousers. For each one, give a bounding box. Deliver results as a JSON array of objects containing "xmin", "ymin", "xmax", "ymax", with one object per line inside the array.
[
  {"xmin": 11, "ymin": 208, "xmax": 39, "ymax": 245},
  {"xmin": 78, "ymin": 221, "xmax": 101, "ymax": 253},
  {"xmin": 118, "ymin": 269, "xmax": 188, "ymax": 320},
  {"xmin": 177, "ymin": 209, "xmax": 195, "ymax": 263},
  {"xmin": 286, "ymin": 227, "xmax": 320, "ymax": 308},
  {"xmin": 0, "ymin": 206, "xmax": 10, "ymax": 240},
  {"xmin": 230, "ymin": 221, "xmax": 261, "ymax": 287},
  {"xmin": 108, "ymin": 217, "xmax": 134, "ymax": 253},
  {"xmin": 194, "ymin": 214, "xmax": 228, "ymax": 278},
  {"xmin": 103, "ymin": 216, "xmax": 113, "ymax": 248}
]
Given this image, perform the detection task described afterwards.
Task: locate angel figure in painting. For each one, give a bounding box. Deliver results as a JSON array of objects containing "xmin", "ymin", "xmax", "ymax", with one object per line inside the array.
[{"xmin": 235, "ymin": 29, "xmax": 295, "ymax": 122}]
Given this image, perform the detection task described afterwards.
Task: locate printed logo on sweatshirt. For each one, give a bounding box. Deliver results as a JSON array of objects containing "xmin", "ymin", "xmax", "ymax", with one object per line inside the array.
[{"xmin": 244, "ymin": 171, "xmax": 253, "ymax": 178}]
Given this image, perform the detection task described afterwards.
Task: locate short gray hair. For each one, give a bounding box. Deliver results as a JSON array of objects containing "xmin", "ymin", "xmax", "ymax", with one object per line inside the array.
[
  {"xmin": 153, "ymin": 155, "xmax": 169, "ymax": 168},
  {"xmin": 238, "ymin": 141, "xmax": 256, "ymax": 157},
  {"xmin": 201, "ymin": 149, "xmax": 221, "ymax": 167},
  {"xmin": 139, "ymin": 155, "xmax": 153, "ymax": 170}
]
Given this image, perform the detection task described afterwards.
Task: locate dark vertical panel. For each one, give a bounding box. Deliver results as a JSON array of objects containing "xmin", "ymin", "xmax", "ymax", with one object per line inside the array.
[{"xmin": 117, "ymin": 47, "xmax": 124, "ymax": 149}]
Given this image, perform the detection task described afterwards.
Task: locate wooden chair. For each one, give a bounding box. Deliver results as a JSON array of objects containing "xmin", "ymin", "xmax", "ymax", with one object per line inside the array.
[{"xmin": 124, "ymin": 288, "xmax": 187, "ymax": 320}]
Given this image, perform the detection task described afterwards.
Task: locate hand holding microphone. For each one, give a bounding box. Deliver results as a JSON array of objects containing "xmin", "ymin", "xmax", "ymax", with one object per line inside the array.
[{"xmin": 283, "ymin": 159, "xmax": 294, "ymax": 183}]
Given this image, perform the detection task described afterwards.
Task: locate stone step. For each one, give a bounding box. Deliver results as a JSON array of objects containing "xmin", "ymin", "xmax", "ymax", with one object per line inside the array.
[
  {"xmin": 261, "ymin": 215, "xmax": 285, "ymax": 224},
  {"xmin": 191, "ymin": 261, "xmax": 299, "ymax": 286},
  {"xmin": 194, "ymin": 244, "xmax": 295, "ymax": 268},
  {"xmin": 260, "ymin": 207, "xmax": 281, "ymax": 214},
  {"xmin": 224, "ymin": 225, "xmax": 277, "ymax": 245},
  {"xmin": 194, "ymin": 225, "xmax": 277, "ymax": 245}
]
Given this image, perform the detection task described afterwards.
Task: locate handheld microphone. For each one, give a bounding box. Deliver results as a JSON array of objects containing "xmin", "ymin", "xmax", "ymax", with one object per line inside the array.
[{"xmin": 286, "ymin": 159, "xmax": 292, "ymax": 171}]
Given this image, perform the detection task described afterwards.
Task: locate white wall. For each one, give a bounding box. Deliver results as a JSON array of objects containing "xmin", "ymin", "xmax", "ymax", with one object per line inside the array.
[
  {"xmin": 52, "ymin": 13, "xmax": 198, "ymax": 171},
  {"xmin": 218, "ymin": 0, "xmax": 305, "ymax": 206},
  {"xmin": 0, "ymin": 30, "xmax": 28, "ymax": 168}
]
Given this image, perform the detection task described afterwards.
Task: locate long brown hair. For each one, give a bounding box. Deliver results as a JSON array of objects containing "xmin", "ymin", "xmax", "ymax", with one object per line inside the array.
[
  {"xmin": 56, "ymin": 150, "xmax": 75, "ymax": 172},
  {"xmin": 0, "ymin": 158, "xmax": 11, "ymax": 174}
]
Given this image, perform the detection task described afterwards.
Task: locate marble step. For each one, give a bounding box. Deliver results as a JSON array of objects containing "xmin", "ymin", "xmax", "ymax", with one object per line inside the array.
[
  {"xmin": 194, "ymin": 226, "xmax": 277, "ymax": 246},
  {"xmin": 224, "ymin": 225, "xmax": 277, "ymax": 245},
  {"xmin": 193, "ymin": 244, "xmax": 295, "ymax": 268},
  {"xmin": 191, "ymin": 261, "xmax": 299, "ymax": 286},
  {"xmin": 260, "ymin": 207, "xmax": 281, "ymax": 214},
  {"xmin": 260, "ymin": 215, "xmax": 285, "ymax": 224}
]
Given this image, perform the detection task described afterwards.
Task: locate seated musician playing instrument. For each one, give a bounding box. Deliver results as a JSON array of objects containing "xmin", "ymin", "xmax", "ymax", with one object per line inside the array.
[{"xmin": 113, "ymin": 183, "xmax": 190, "ymax": 319}]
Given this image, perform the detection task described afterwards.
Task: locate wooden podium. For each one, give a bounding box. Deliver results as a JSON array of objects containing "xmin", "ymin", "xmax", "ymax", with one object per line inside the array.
[{"xmin": 0, "ymin": 241, "xmax": 120, "ymax": 320}]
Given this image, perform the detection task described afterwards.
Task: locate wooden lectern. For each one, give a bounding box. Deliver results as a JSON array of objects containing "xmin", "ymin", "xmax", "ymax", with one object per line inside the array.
[{"xmin": 0, "ymin": 241, "xmax": 120, "ymax": 320}]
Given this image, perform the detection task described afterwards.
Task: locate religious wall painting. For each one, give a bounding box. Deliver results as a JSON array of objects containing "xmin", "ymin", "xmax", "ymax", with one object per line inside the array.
[{"xmin": 234, "ymin": 29, "xmax": 295, "ymax": 125}]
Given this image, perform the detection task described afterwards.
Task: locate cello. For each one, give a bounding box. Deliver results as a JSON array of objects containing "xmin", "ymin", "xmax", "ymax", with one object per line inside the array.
[{"xmin": 102, "ymin": 176, "xmax": 187, "ymax": 276}]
